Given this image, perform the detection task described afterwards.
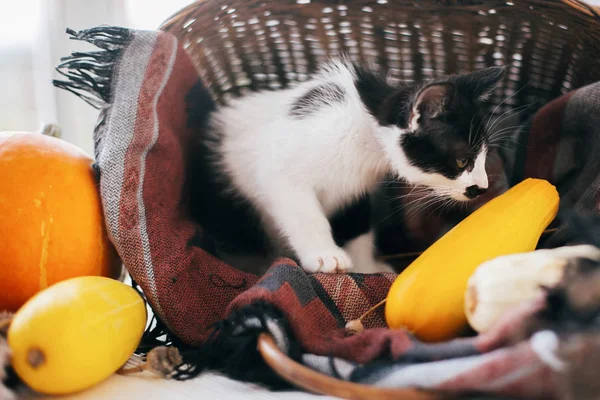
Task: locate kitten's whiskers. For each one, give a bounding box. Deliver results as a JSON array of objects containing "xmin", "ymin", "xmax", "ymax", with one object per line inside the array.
[
  {"xmin": 486, "ymin": 102, "xmax": 535, "ymax": 136},
  {"xmin": 484, "ymin": 82, "xmax": 531, "ymax": 132}
]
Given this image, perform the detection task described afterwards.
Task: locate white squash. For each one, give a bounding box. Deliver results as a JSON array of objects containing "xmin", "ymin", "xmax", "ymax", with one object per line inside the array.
[{"xmin": 465, "ymin": 245, "xmax": 600, "ymax": 333}]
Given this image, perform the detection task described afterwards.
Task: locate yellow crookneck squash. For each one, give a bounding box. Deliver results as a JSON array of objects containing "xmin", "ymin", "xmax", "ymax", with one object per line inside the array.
[{"xmin": 385, "ymin": 178, "xmax": 559, "ymax": 342}]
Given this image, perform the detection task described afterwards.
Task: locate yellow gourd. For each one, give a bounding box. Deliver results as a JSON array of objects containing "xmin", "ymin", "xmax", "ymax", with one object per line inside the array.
[
  {"xmin": 385, "ymin": 178, "xmax": 559, "ymax": 342},
  {"xmin": 8, "ymin": 276, "xmax": 147, "ymax": 395}
]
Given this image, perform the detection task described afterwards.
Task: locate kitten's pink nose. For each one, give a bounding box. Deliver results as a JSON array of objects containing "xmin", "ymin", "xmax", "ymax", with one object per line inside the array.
[{"xmin": 465, "ymin": 185, "xmax": 487, "ymax": 199}]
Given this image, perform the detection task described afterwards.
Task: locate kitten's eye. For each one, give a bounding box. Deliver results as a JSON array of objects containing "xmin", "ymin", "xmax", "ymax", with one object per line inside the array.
[{"xmin": 456, "ymin": 158, "xmax": 468, "ymax": 169}]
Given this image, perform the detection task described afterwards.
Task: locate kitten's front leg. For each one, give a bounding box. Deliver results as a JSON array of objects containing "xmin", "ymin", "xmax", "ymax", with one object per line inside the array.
[{"xmin": 264, "ymin": 187, "xmax": 352, "ymax": 273}]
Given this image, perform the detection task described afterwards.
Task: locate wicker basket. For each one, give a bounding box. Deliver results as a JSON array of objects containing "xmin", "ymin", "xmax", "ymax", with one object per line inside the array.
[
  {"xmin": 160, "ymin": 0, "xmax": 600, "ymax": 117},
  {"xmin": 158, "ymin": 1, "xmax": 600, "ymax": 397}
]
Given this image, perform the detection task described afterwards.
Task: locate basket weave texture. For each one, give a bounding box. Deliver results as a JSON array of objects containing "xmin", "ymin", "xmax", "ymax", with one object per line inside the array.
[{"xmin": 160, "ymin": 0, "xmax": 600, "ymax": 114}]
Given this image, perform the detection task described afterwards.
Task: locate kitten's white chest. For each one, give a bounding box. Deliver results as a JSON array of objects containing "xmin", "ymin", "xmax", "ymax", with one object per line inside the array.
[{"xmin": 314, "ymin": 140, "xmax": 385, "ymax": 215}]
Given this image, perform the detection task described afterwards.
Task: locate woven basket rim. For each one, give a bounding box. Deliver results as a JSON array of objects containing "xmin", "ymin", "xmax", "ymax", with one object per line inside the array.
[
  {"xmin": 156, "ymin": 0, "xmax": 600, "ymax": 112},
  {"xmin": 159, "ymin": 0, "xmax": 600, "ymax": 31}
]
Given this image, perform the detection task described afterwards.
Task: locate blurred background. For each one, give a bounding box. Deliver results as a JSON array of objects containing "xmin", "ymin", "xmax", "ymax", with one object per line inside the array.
[
  {"xmin": 0, "ymin": 0, "xmax": 192, "ymax": 154},
  {"xmin": 2, "ymin": 0, "xmax": 600, "ymax": 155}
]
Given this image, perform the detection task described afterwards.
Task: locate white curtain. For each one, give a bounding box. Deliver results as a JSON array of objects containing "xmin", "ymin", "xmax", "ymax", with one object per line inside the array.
[{"xmin": 0, "ymin": 0, "xmax": 192, "ymax": 155}]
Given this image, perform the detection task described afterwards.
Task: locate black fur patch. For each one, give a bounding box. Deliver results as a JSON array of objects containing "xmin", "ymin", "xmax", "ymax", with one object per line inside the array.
[
  {"xmin": 330, "ymin": 194, "xmax": 372, "ymax": 248},
  {"xmin": 353, "ymin": 65, "xmax": 503, "ymax": 181},
  {"xmin": 290, "ymin": 83, "xmax": 346, "ymax": 118},
  {"xmin": 352, "ymin": 65, "xmax": 394, "ymax": 117},
  {"xmin": 400, "ymin": 129, "xmax": 485, "ymax": 180},
  {"xmin": 399, "ymin": 89, "xmax": 488, "ymax": 180},
  {"xmin": 352, "ymin": 64, "xmax": 413, "ymax": 127}
]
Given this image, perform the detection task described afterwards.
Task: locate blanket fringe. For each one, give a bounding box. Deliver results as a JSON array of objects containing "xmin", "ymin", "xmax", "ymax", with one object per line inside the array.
[
  {"xmin": 171, "ymin": 301, "xmax": 298, "ymax": 390},
  {"xmin": 52, "ymin": 26, "xmax": 131, "ymax": 109},
  {"xmin": 129, "ymin": 277, "xmax": 182, "ymax": 352},
  {"xmin": 130, "ymin": 278, "xmax": 294, "ymax": 388}
]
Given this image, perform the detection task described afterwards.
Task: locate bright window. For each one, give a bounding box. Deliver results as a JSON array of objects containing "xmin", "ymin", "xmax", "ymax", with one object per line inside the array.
[
  {"xmin": 0, "ymin": 1, "xmax": 43, "ymax": 132},
  {"xmin": 0, "ymin": 0, "xmax": 194, "ymax": 153}
]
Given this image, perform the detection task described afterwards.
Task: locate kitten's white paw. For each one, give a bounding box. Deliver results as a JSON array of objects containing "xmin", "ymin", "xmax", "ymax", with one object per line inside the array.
[{"xmin": 300, "ymin": 248, "xmax": 353, "ymax": 273}]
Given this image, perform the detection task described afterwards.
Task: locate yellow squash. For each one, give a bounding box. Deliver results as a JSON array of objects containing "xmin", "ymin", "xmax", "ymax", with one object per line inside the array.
[
  {"xmin": 8, "ymin": 276, "xmax": 147, "ymax": 395},
  {"xmin": 385, "ymin": 178, "xmax": 559, "ymax": 342}
]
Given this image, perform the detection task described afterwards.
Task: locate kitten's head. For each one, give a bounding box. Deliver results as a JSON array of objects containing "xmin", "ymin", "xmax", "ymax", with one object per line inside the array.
[{"xmin": 380, "ymin": 66, "xmax": 505, "ymax": 201}]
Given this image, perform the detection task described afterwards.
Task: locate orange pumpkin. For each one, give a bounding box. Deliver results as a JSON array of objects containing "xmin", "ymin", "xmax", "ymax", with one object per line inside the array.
[{"xmin": 0, "ymin": 132, "xmax": 121, "ymax": 312}]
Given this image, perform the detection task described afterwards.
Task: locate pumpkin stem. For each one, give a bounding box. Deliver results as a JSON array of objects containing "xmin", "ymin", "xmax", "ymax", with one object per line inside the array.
[{"xmin": 40, "ymin": 124, "xmax": 62, "ymax": 138}]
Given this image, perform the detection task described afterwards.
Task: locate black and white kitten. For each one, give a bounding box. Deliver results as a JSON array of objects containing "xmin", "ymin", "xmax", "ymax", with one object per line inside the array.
[{"xmin": 191, "ymin": 59, "xmax": 504, "ymax": 274}]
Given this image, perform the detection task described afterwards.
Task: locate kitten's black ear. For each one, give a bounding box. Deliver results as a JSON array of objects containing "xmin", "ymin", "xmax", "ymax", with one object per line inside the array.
[
  {"xmin": 459, "ymin": 66, "xmax": 505, "ymax": 102},
  {"xmin": 413, "ymin": 83, "xmax": 453, "ymax": 119}
]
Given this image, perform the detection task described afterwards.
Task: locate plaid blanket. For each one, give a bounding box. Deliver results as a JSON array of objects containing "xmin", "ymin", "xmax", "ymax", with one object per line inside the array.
[{"xmin": 52, "ymin": 27, "xmax": 600, "ymax": 399}]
